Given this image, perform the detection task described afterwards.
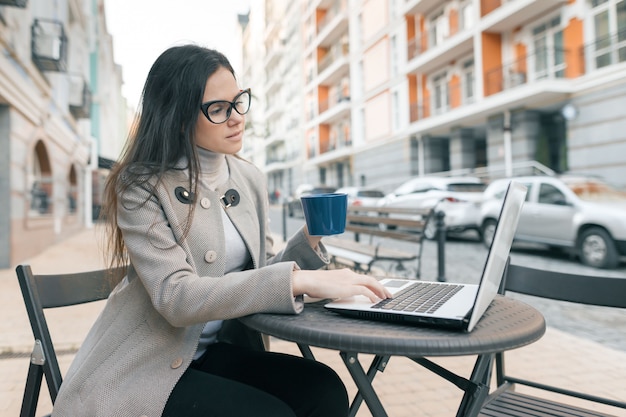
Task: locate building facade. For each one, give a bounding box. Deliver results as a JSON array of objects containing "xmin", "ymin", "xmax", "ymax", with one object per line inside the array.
[
  {"xmin": 0, "ymin": 0, "xmax": 125, "ymax": 268},
  {"xmin": 242, "ymin": 0, "xmax": 626, "ymax": 198}
]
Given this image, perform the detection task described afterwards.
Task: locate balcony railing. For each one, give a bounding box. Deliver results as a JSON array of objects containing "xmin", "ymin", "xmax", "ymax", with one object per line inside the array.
[
  {"xmin": 318, "ymin": 43, "xmax": 349, "ymax": 73},
  {"xmin": 31, "ymin": 19, "xmax": 67, "ymax": 72},
  {"xmin": 409, "ymin": 80, "xmax": 475, "ymax": 123},
  {"xmin": 406, "ymin": 24, "xmax": 463, "ymax": 61},
  {"xmin": 318, "ymin": 94, "xmax": 350, "ymax": 115},
  {"xmin": 316, "ymin": 0, "xmax": 347, "ymax": 34},
  {"xmin": 484, "ymin": 47, "xmax": 568, "ymax": 96}
]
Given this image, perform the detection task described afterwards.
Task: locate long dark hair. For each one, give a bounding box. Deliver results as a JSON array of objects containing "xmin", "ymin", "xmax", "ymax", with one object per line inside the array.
[{"xmin": 101, "ymin": 44, "xmax": 236, "ymax": 281}]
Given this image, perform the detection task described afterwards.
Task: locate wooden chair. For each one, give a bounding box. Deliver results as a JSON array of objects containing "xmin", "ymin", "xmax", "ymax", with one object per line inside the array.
[
  {"xmin": 16, "ymin": 264, "xmax": 124, "ymax": 417},
  {"xmin": 479, "ymin": 263, "xmax": 626, "ymax": 417}
]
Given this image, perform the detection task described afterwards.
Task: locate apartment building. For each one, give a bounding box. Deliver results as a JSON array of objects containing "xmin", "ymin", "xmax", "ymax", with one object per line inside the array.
[
  {"xmin": 0, "ymin": 0, "xmax": 126, "ymax": 267},
  {"xmin": 242, "ymin": 0, "xmax": 626, "ymax": 198}
]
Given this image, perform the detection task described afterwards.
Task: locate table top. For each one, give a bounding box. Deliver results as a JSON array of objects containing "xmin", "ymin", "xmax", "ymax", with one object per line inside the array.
[{"xmin": 239, "ymin": 296, "xmax": 546, "ymax": 357}]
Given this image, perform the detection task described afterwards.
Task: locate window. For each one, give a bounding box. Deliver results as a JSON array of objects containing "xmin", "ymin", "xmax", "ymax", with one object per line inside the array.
[
  {"xmin": 538, "ymin": 183, "xmax": 566, "ymax": 205},
  {"xmin": 459, "ymin": 0, "xmax": 474, "ymax": 31},
  {"xmin": 590, "ymin": 0, "xmax": 626, "ymax": 68},
  {"xmin": 391, "ymin": 34, "xmax": 398, "ymax": 76},
  {"xmin": 392, "ymin": 90, "xmax": 400, "ymax": 130},
  {"xmin": 30, "ymin": 141, "xmax": 53, "ymax": 216},
  {"xmin": 428, "ymin": 10, "xmax": 449, "ymax": 48},
  {"xmin": 432, "ymin": 72, "xmax": 449, "ymax": 114},
  {"xmin": 68, "ymin": 165, "xmax": 78, "ymax": 214},
  {"xmin": 462, "ymin": 59, "xmax": 475, "ymax": 103},
  {"xmin": 533, "ymin": 17, "xmax": 565, "ymax": 79}
]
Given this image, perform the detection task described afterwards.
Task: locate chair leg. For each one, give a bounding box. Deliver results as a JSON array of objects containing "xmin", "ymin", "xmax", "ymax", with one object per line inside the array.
[{"xmin": 20, "ymin": 363, "xmax": 44, "ymax": 417}]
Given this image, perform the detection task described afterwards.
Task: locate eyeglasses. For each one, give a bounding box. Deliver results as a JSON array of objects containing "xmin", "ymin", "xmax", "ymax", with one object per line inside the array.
[{"xmin": 200, "ymin": 88, "xmax": 251, "ymax": 124}]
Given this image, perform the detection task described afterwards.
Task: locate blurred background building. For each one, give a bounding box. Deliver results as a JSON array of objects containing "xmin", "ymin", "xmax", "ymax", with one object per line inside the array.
[
  {"xmin": 3, "ymin": 0, "xmax": 626, "ymax": 267},
  {"xmin": 0, "ymin": 0, "xmax": 127, "ymax": 267},
  {"xmin": 239, "ymin": 0, "xmax": 626, "ymax": 199}
]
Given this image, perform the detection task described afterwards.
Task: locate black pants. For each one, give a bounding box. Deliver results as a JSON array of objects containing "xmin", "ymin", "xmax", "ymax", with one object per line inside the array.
[{"xmin": 162, "ymin": 342, "xmax": 349, "ymax": 417}]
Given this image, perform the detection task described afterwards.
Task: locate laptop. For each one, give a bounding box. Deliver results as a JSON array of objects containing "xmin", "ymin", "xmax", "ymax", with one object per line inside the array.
[{"xmin": 324, "ymin": 181, "xmax": 527, "ymax": 332}]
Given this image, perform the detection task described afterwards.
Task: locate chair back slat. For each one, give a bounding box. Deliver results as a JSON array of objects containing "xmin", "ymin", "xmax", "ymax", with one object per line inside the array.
[{"xmin": 505, "ymin": 264, "xmax": 626, "ymax": 308}]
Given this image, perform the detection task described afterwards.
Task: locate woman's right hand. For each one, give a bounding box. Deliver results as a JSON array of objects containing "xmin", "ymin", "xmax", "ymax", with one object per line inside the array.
[{"xmin": 292, "ymin": 268, "xmax": 392, "ymax": 303}]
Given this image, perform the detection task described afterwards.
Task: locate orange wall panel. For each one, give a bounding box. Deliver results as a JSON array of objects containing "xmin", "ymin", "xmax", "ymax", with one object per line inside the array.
[
  {"xmin": 480, "ymin": 0, "xmax": 501, "ymax": 17},
  {"xmin": 564, "ymin": 18, "xmax": 585, "ymax": 77},
  {"xmin": 421, "ymin": 74, "xmax": 430, "ymax": 118},
  {"xmin": 514, "ymin": 43, "xmax": 527, "ymax": 74},
  {"xmin": 406, "ymin": 15, "xmax": 415, "ymax": 40},
  {"xmin": 449, "ymin": 74, "xmax": 461, "ymax": 109},
  {"xmin": 449, "ymin": 8, "xmax": 458, "ymax": 37},
  {"xmin": 482, "ymin": 32, "xmax": 502, "ymax": 96}
]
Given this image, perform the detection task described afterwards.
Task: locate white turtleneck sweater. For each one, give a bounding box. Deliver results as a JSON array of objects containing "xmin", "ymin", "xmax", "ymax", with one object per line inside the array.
[{"xmin": 194, "ymin": 146, "xmax": 252, "ymax": 359}]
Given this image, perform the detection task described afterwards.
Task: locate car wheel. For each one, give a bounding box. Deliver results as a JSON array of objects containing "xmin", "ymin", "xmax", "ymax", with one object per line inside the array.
[
  {"xmin": 481, "ymin": 219, "xmax": 497, "ymax": 248},
  {"xmin": 577, "ymin": 227, "xmax": 619, "ymax": 269}
]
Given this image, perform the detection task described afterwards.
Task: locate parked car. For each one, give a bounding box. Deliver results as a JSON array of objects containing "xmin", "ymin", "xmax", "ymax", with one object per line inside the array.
[
  {"xmin": 335, "ymin": 186, "xmax": 385, "ymax": 207},
  {"xmin": 479, "ymin": 175, "xmax": 626, "ymax": 269},
  {"xmin": 286, "ymin": 184, "xmax": 337, "ymax": 218},
  {"xmin": 377, "ymin": 176, "xmax": 487, "ymax": 239}
]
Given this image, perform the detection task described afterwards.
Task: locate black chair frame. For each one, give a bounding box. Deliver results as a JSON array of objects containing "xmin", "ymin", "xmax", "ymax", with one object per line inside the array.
[
  {"xmin": 16, "ymin": 264, "xmax": 124, "ymax": 417},
  {"xmin": 480, "ymin": 262, "xmax": 626, "ymax": 417}
]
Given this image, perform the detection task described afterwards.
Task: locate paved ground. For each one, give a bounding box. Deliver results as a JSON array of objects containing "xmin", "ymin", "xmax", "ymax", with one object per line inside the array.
[{"xmin": 1, "ymin": 226, "xmax": 625, "ymax": 416}]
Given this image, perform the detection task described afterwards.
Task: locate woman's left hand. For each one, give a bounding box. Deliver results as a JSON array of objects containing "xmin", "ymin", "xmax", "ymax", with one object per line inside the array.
[{"xmin": 292, "ymin": 268, "xmax": 393, "ymax": 303}]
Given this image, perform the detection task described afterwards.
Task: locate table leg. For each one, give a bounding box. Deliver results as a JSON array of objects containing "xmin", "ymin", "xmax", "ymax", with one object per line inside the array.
[
  {"xmin": 411, "ymin": 354, "xmax": 492, "ymax": 417},
  {"xmin": 455, "ymin": 354, "xmax": 492, "ymax": 417},
  {"xmin": 341, "ymin": 352, "xmax": 388, "ymax": 417},
  {"xmin": 297, "ymin": 343, "xmax": 315, "ymax": 360}
]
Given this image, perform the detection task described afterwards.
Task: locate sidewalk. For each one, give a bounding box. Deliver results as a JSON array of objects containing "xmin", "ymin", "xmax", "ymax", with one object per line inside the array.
[{"xmin": 1, "ymin": 227, "xmax": 625, "ymax": 417}]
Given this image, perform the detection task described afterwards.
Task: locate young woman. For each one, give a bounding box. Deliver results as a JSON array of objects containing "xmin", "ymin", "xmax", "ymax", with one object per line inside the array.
[{"xmin": 50, "ymin": 44, "xmax": 391, "ymax": 417}]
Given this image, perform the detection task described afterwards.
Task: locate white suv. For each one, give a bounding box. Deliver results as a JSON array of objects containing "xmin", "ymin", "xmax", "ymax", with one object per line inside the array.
[
  {"xmin": 377, "ymin": 176, "xmax": 487, "ymax": 239},
  {"xmin": 480, "ymin": 175, "xmax": 626, "ymax": 269}
]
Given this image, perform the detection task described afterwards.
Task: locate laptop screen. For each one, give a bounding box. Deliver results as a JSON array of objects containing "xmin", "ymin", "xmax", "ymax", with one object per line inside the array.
[{"xmin": 466, "ymin": 181, "xmax": 527, "ymax": 331}]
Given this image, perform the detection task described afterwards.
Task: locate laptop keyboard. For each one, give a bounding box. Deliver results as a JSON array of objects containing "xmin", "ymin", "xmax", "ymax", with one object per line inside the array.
[{"xmin": 373, "ymin": 282, "xmax": 463, "ymax": 314}]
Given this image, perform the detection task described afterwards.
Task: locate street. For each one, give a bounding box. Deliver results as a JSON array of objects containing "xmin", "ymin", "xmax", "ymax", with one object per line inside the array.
[{"xmin": 269, "ymin": 205, "xmax": 626, "ymax": 352}]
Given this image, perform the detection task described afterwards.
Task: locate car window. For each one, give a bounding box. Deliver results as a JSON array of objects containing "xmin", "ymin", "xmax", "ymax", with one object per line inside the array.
[
  {"xmin": 446, "ymin": 183, "xmax": 486, "ymax": 192},
  {"xmin": 537, "ymin": 183, "xmax": 566, "ymax": 205},
  {"xmin": 357, "ymin": 190, "xmax": 384, "ymax": 198}
]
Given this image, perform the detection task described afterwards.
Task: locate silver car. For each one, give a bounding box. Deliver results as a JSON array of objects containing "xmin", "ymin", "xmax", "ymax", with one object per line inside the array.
[
  {"xmin": 480, "ymin": 175, "xmax": 626, "ymax": 269},
  {"xmin": 377, "ymin": 176, "xmax": 487, "ymax": 239}
]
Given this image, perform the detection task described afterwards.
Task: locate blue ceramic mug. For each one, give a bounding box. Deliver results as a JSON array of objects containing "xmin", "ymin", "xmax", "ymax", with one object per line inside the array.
[{"xmin": 300, "ymin": 193, "xmax": 348, "ymax": 236}]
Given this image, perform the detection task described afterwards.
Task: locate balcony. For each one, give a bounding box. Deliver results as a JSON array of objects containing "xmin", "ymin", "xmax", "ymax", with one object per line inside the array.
[
  {"xmin": 0, "ymin": 0, "xmax": 27, "ymax": 7},
  {"xmin": 316, "ymin": 44, "xmax": 350, "ymax": 87},
  {"xmin": 406, "ymin": 29, "xmax": 473, "ymax": 74},
  {"xmin": 404, "ymin": 0, "xmax": 440, "ymax": 15},
  {"xmin": 68, "ymin": 74, "xmax": 92, "ymax": 119},
  {"xmin": 317, "ymin": 92, "xmax": 351, "ymax": 125},
  {"xmin": 31, "ymin": 19, "xmax": 67, "ymax": 72},
  {"xmin": 481, "ymin": 0, "xmax": 567, "ymax": 33},
  {"xmin": 484, "ymin": 47, "xmax": 568, "ymax": 96},
  {"xmin": 315, "ymin": 1, "xmax": 348, "ymax": 48}
]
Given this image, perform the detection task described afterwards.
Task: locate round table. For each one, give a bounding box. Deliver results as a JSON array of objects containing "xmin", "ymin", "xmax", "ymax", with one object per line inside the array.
[{"xmin": 240, "ymin": 296, "xmax": 545, "ymax": 417}]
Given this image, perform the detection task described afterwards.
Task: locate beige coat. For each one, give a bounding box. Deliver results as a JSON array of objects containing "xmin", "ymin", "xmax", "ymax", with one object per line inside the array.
[{"xmin": 51, "ymin": 156, "xmax": 328, "ymax": 417}]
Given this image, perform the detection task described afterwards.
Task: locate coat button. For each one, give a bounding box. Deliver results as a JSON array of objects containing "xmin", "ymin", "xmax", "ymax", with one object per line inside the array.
[
  {"xmin": 171, "ymin": 357, "xmax": 183, "ymax": 369},
  {"xmin": 200, "ymin": 197, "xmax": 211, "ymax": 208},
  {"xmin": 205, "ymin": 250, "xmax": 218, "ymax": 263}
]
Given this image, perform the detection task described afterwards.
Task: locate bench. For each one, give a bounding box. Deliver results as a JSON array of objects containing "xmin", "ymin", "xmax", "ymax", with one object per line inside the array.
[{"xmin": 323, "ymin": 205, "xmax": 438, "ymax": 279}]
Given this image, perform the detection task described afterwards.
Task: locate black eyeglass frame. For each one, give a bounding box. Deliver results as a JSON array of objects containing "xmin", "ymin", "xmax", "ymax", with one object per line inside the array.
[{"xmin": 200, "ymin": 88, "xmax": 251, "ymax": 124}]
